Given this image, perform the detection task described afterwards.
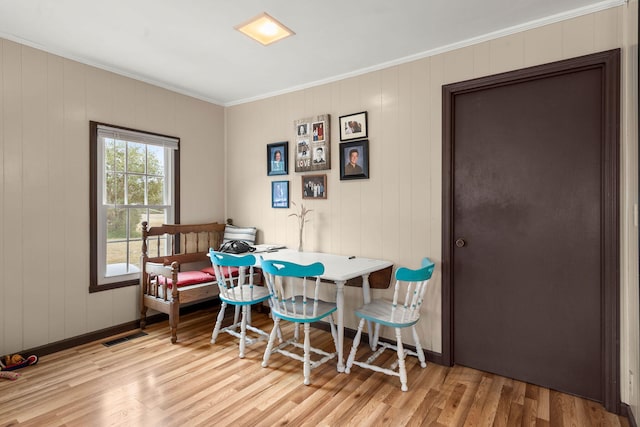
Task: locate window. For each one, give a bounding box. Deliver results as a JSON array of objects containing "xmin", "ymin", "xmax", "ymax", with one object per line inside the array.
[{"xmin": 90, "ymin": 122, "xmax": 180, "ymax": 292}]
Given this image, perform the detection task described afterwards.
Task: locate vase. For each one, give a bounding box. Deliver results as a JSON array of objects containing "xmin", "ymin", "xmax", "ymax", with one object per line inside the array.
[{"xmin": 298, "ymin": 226, "xmax": 304, "ymax": 252}]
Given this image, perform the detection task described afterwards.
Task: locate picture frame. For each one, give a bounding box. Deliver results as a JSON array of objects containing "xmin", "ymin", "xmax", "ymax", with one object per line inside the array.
[
  {"xmin": 339, "ymin": 111, "xmax": 368, "ymax": 141},
  {"xmin": 339, "ymin": 140, "xmax": 369, "ymax": 180},
  {"xmin": 267, "ymin": 141, "xmax": 288, "ymax": 176},
  {"xmin": 302, "ymin": 174, "xmax": 327, "ymax": 199},
  {"xmin": 271, "ymin": 180, "xmax": 289, "ymax": 208},
  {"xmin": 294, "ymin": 114, "xmax": 331, "ymax": 172}
]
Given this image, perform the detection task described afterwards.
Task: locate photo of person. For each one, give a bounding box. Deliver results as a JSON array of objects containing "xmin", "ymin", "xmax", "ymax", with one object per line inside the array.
[
  {"xmin": 267, "ymin": 141, "xmax": 288, "ymax": 176},
  {"xmin": 339, "ymin": 111, "xmax": 368, "ymax": 141},
  {"xmin": 302, "ymin": 175, "xmax": 327, "ymax": 199},
  {"xmin": 312, "ymin": 121, "xmax": 325, "ymax": 142},
  {"xmin": 313, "ymin": 146, "xmax": 326, "ymax": 164},
  {"xmin": 339, "ymin": 140, "xmax": 369, "ymax": 180},
  {"xmin": 344, "ymin": 148, "xmax": 363, "ymax": 175},
  {"xmin": 344, "ymin": 120, "xmax": 361, "ymax": 135},
  {"xmin": 297, "ymin": 123, "xmax": 308, "ymax": 136},
  {"xmin": 272, "ymin": 181, "xmax": 289, "ymax": 208},
  {"xmin": 297, "ymin": 140, "xmax": 310, "ymax": 157},
  {"xmin": 271, "ymin": 149, "xmax": 284, "ymax": 172}
]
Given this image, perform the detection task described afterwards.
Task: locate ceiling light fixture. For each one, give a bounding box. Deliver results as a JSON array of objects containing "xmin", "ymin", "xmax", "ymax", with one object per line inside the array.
[{"xmin": 235, "ymin": 12, "xmax": 295, "ymax": 46}]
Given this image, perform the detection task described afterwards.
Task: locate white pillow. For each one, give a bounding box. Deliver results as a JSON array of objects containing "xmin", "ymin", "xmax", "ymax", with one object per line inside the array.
[{"xmin": 222, "ymin": 225, "xmax": 257, "ymax": 245}]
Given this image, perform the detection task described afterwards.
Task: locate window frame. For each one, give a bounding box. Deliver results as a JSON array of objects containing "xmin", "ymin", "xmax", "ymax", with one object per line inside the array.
[{"xmin": 89, "ymin": 121, "xmax": 181, "ymax": 293}]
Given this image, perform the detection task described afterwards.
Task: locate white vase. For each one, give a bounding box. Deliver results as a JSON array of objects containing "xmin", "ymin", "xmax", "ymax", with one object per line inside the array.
[{"xmin": 298, "ymin": 226, "xmax": 304, "ymax": 252}]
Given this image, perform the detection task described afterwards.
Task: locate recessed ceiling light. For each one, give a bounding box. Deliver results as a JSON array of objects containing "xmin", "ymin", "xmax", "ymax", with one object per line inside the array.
[{"xmin": 235, "ymin": 12, "xmax": 295, "ymax": 46}]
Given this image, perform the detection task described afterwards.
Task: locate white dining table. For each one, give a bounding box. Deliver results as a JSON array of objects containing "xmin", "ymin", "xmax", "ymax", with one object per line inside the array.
[{"xmin": 253, "ymin": 246, "xmax": 393, "ymax": 372}]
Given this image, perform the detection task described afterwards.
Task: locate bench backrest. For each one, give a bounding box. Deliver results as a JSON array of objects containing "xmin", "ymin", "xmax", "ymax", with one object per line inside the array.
[{"xmin": 141, "ymin": 221, "xmax": 226, "ymax": 266}]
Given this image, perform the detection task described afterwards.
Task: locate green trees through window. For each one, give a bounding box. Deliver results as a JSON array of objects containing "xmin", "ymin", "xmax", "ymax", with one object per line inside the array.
[{"xmin": 104, "ymin": 139, "xmax": 165, "ymax": 240}]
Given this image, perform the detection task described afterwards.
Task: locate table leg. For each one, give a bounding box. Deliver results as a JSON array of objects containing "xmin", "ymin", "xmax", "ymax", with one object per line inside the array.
[
  {"xmin": 240, "ymin": 266, "xmax": 252, "ymax": 325},
  {"xmin": 361, "ymin": 273, "xmax": 375, "ymax": 350},
  {"xmin": 335, "ymin": 279, "xmax": 346, "ymax": 372}
]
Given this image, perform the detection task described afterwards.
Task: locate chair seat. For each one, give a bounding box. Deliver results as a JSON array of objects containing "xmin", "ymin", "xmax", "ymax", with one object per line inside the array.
[
  {"xmin": 271, "ymin": 297, "xmax": 337, "ymax": 323},
  {"xmin": 355, "ymin": 300, "xmax": 420, "ymax": 328},
  {"xmin": 219, "ymin": 285, "xmax": 270, "ymax": 306}
]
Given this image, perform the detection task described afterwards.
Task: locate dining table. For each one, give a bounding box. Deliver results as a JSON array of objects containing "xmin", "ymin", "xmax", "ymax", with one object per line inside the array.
[{"xmin": 252, "ymin": 245, "xmax": 393, "ymax": 372}]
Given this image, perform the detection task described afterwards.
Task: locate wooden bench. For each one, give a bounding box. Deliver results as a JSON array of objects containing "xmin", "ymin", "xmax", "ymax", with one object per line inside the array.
[{"xmin": 140, "ymin": 221, "xmax": 226, "ymax": 343}]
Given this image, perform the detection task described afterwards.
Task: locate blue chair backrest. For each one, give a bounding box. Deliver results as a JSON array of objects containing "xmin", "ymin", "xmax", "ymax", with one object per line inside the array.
[
  {"xmin": 260, "ymin": 259, "xmax": 324, "ymax": 278},
  {"xmin": 260, "ymin": 258, "xmax": 326, "ymax": 319},
  {"xmin": 209, "ymin": 250, "xmax": 256, "ymax": 268},
  {"xmin": 209, "ymin": 249, "xmax": 257, "ymax": 301},
  {"xmin": 395, "ymin": 257, "xmax": 435, "ymax": 282}
]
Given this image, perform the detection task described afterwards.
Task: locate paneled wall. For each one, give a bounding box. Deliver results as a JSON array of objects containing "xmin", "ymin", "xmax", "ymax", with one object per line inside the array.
[
  {"xmin": 0, "ymin": 2, "xmax": 637, "ymax": 416},
  {"xmin": 225, "ymin": 4, "xmax": 638, "ymax": 407},
  {"xmin": 0, "ymin": 40, "xmax": 226, "ymax": 355}
]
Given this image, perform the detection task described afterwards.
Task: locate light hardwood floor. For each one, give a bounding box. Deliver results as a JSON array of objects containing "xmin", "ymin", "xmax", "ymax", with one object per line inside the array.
[{"xmin": 0, "ymin": 308, "xmax": 630, "ymax": 427}]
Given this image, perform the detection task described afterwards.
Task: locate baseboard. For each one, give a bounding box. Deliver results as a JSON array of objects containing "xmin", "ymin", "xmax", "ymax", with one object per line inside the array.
[
  {"xmin": 622, "ymin": 403, "xmax": 637, "ymax": 427},
  {"xmin": 17, "ymin": 303, "xmax": 444, "ymax": 365},
  {"xmin": 14, "ymin": 300, "xmax": 219, "ymax": 358}
]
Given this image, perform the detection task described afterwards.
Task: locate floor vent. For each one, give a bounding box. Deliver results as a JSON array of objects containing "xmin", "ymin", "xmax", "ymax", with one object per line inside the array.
[{"xmin": 103, "ymin": 331, "xmax": 148, "ymax": 347}]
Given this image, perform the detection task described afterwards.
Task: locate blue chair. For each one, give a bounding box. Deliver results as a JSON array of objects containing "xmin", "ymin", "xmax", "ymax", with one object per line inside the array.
[
  {"xmin": 345, "ymin": 258, "xmax": 436, "ymax": 391},
  {"xmin": 209, "ymin": 250, "xmax": 271, "ymax": 358},
  {"xmin": 260, "ymin": 258, "xmax": 338, "ymax": 386}
]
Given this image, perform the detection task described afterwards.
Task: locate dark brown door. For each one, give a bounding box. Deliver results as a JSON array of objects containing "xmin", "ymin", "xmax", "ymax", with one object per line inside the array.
[{"xmin": 442, "ymin": 50, "xmax": 620, "ymax": 409}]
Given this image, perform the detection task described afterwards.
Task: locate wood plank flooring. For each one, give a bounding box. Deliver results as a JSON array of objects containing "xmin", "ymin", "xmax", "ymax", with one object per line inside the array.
[{"xmin": 0, "ymin": 308, "xmax": 630, "ymax": 426}]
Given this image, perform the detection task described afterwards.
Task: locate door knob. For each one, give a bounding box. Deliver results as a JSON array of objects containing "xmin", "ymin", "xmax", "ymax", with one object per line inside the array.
[{"xmin": 455, "ymin": 238, "xmax": 466, "ymax": 248}]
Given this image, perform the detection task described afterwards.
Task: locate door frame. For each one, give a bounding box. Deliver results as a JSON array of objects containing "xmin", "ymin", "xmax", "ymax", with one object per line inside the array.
[{"xmin": 441, "ymin": 49, "xmax": 620, "ymax": 412}]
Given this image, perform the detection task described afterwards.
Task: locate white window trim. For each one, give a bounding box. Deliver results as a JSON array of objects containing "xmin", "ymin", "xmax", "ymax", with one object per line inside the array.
[{"xmin": 91, "ymin": 122, "xmax": 179, "ymax": 289}]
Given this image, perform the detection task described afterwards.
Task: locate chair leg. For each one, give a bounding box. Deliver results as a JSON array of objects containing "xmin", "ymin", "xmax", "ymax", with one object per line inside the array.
[
  {"xmin": 345, "ymin": 318, "xmax": 366, "ymax": 374},
  {"xmin": 294, "ymin": 323, "xmax": 300, "ymax": 342},
  {"xmin": 411, "ymin": 326, "xmax": 427, "ymax": 368},
  {"xmin": 303, "ymin": 323, "xmax": 311, "ymax": 385},
  {"xmin": 211, "ymin": 302, "xmax": 227, "ymax": 343},
  {"xmin": 276, "ymin": 323, "xmax": 283, "ymax": 343},
  {"xmin": 268, "ymin": 310, "xmax": 284, "ymax": 343},
  {"xmin": 239, "ymin": 305, "xmax": 248, "ymax": 358},
  {"xmin": 262, "ymin": 317, "xmax": 280, "ymax": 368},
  {"xmin": 246, "ymin": 302, "xmax": 252, "ymax": 326},
  {"xmin": 395, "ymin": 328, "xmax": 408, "ymax": 392},
  {"xmin": 232, "ymin": 305, "xmax": 241, "ymax": 331},
  {"xmin": 372, "ymin": 323, "xmax": 381, "ymax": 350}
]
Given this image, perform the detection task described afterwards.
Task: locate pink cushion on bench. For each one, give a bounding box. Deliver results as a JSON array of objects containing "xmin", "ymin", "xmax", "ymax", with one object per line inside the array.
[
  {"xmin": 200, "ymin": 266, "xmax": 239, "ymax": 277},
  {"xmin": 157, "ymin": 270, "xmax": 215, "ymax": 288}
]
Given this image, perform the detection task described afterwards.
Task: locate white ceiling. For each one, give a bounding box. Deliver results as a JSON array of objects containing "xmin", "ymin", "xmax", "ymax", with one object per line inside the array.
[{"xmin": 0, "ymin": 0, "xmax": 625, "ymax": 106}]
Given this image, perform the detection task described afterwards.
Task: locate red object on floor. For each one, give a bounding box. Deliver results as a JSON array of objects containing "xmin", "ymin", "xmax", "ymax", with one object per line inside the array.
[{"xmin": 0, "ymin": 354, "xmax": 38, "ymax": 371}]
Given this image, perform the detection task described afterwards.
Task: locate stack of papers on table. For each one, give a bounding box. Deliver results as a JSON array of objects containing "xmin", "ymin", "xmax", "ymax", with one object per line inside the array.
[{"xmin": 252, "ymin": 244, "xmax": 287, "ymax": 253}]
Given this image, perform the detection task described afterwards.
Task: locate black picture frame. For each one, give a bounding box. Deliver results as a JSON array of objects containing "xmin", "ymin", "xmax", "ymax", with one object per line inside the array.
[
  {"xmin": 267, "ymin": 141, "xmax": 288, "ymax": 176},
  {"xmin": 340, "ymin": 140, "xmax": 369, "ymax": 180},
  {"xmin": 339, "ymin": 111, "xmax": 368, "ymax": 141},
  {"xmin": 302, "ymin": 174, "xmax": 327, "ymax": 199},
  {"xmin": 271, "ymin": 180, "xmax": 289, "ymax": 208}
]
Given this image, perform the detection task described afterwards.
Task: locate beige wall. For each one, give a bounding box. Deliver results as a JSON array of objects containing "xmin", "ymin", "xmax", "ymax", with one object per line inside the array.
[
  {"xmin": 226, "ymin": 5, "xmax": 639, "ymax": 409},
  {"xmin": 0, "ymin": 2, "xmax": 637, "ymax": 414},
  {"xmin": 0, "ymin": 39, "xmax": 226, "ymax": 356}
]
